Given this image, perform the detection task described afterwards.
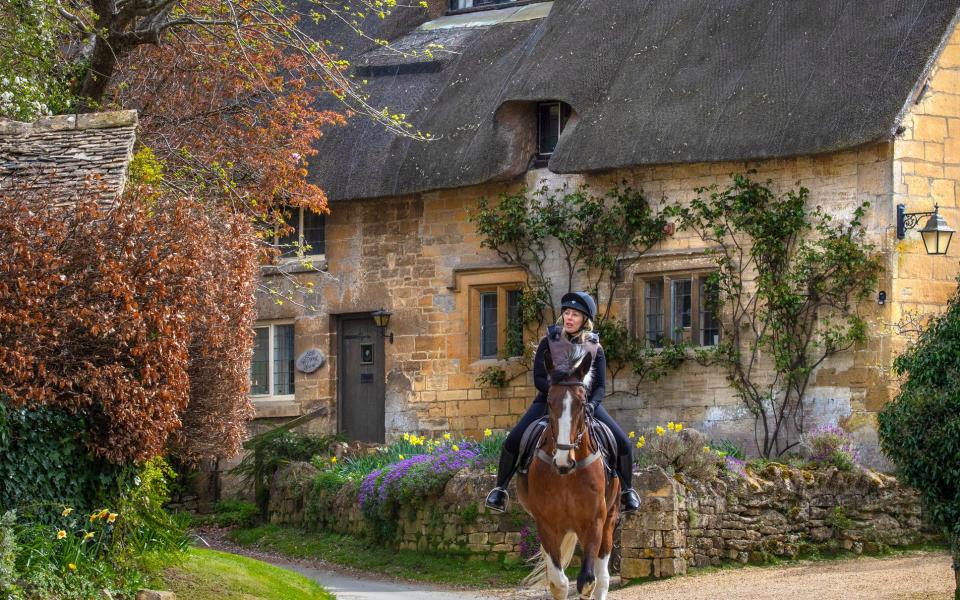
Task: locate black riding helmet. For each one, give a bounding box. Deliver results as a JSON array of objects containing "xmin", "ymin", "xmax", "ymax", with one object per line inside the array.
[{"xmin": 560, "ymin": 291, "xmax": 597, "ymax": 323}]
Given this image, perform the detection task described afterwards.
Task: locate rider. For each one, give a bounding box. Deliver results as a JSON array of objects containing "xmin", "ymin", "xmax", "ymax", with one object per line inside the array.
[{"xmin": 484, "ymin": 291, "xmax": 642, "ymax": 514}]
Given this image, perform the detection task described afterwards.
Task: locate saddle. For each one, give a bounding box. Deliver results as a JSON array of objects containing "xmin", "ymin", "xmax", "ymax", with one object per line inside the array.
[{"xmin": 517, "ymin": 415, "xmax": 618, "ymax": 478}]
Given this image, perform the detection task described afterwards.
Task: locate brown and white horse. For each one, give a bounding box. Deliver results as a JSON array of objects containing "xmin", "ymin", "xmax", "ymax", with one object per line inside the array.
[{"xmin": 517, "ymin": 345, "xmax": 620, "ymax": 600}]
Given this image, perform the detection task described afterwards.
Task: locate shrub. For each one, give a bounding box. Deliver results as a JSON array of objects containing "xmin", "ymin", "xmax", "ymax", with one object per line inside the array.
[
  {"xmin": 7, "ymin": 457, "xmax": 186, "ymax": 599},
  {"xmin": 635, "ymin": 423, "xmax": 725, "ymax": 482},
  {"xmin": 0, "ymin": 510, "xmax": 16, "ymax": 596},
  {"xmin": 232, "ymin": 429, "xmax": 340, "ymax": 514},
  {"xmin": 0, "ymin": 401, "xmax": 123, "ymax": 515},
  {"xmin": 359, "ymin": 443, "xmax": 481, "ymax": 542},
  {"xmin": 802, "ymin": 425, "xmax": 859, "ymax": 471},
  {"xmin": 0, "ymin": 187, "xmax": 259, "ymax": 464},
  {"xmin": 878, "ymin": 276, "xmax": 960, "ymax": 599}
]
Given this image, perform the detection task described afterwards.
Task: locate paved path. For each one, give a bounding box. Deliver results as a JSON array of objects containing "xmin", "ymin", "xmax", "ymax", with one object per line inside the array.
[
  {"xmin": 198, "ymin": 528, "xmax": 954, "ymax": 600},
  {"xmin": 284, "ymin": 562, "xmax": 500, "ymax": 600},
  {"xmin": 610, "ymin": 552, "xmax": 955, "ymax": 600}
]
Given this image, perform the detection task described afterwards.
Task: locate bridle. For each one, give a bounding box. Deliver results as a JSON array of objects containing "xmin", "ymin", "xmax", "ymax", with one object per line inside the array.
[{"xmin": 537, "ymin": 379, "xmax": 602, "ymax": 473}]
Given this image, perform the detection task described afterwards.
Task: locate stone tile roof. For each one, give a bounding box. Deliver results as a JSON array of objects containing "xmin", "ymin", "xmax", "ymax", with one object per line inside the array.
[{"xmin": 0, "ymin": 110, "xmax": 138, "ymax": 203}]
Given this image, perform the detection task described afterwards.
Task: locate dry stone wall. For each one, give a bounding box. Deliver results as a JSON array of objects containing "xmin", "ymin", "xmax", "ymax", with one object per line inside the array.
[
  {"xmin": 620, "ymin": 465, "xmax": 934, "ymax": 579},
  {"xmin": 268, "ymin": 462, "xmax": 535, "ymax": 558},
  {"xmin": 269, "ymin": 461, "xmax": 932, "ymax": 580}
]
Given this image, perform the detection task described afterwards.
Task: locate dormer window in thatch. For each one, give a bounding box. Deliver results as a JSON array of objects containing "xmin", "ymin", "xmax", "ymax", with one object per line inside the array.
[{"xmin": 536, "ymin": 100, "xmax": 572, "ymax": 164}]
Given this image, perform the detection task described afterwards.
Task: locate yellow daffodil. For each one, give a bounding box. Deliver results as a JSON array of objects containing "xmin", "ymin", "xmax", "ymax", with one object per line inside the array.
[
  {"xmin": 402, "ymin": 432, "xmax": 410, "ymax": 441},
  {"xmin": 636, "ymin": 435, "xmax": 646, "ymax": 449},
  {"xmin": 68, "ymin": 563, "xmax": 76, "ymax": 571},
  {"xmin": 443, "ymin": 432, "xmax": 451, "ymax": 440},
  {"xmin": 484, "ymin": 428, "xmax": 492, "ymax": 437},
  {"xmin": 330, "ymin": 457, "xmax": 337, "ymax": 464},
  {"xmin": 451, "ymin": 445, "xmax": 460, "ymax": 452},
  {"xmin": 399, "ymin": 454, "xmax": 404, "ymax": 460},
  {"xmin": 62, "ymin": 508, "xmax": 73, "ymax": 517},
  {"xmin": 89, "ymin": 513, "xmax": 98, "ymax": 523},
  {"xmin": 656, "ymin": 426, "xmax": 665, "ymax": 436},
  {"xmin": 98, "ymin": 509, "xmax": 109, "ymax": 519},
  {"xmin": 83, "ymin": 532, "xmax": 94, "ymax": 541},
  {"xmin": 628, "ymin": 431, "xmax": 635, "ymax": 439},
  {"xmin": 635, "ymin": 440, "xmax": 643, "ymax": 449},
  {"xmin": 57, "ymin": 530, "xmax": 66, "ymax": 540},
  {"xmin": 667, "ymin": 422, "xmax": 675, "ymax": 431},
  {"xmin": 703, "ymin": 446, "xmax": 711, "ymax": 453},
  {"xmin": 675, "ymin": 423, "xmax": 683, "ymax": 432},
  {"xmin": 107, "ymin": 513, "xmax": 117, "ymax": 524}
]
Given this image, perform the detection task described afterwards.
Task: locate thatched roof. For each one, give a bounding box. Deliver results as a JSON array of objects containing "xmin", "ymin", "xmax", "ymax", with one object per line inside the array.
[
  {"xmin": 309, "ymin": 0, "xmax": 960, "ymax": 201},
  {"xmin": 0, "ymin": 110, "xmax": 138, "ymax": 203}
]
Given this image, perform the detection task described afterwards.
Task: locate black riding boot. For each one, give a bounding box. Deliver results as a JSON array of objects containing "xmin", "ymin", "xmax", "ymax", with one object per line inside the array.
[
  {"xmin": 484, "ymin": 448, "xmax": 519, "ymax": 513},
  {"xmin": 617, "ymin": 453, "xmax": 641, "ymax": 513}
]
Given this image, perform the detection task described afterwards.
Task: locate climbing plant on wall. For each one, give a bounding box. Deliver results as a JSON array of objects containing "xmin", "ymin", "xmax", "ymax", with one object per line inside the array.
[
  {"xmin": 471, "ymin": 183, "xmax": 684, "ymax": 389},
  {"xmin": 668, "ymin": 173, "xmax": 882, "ymax": 458}
]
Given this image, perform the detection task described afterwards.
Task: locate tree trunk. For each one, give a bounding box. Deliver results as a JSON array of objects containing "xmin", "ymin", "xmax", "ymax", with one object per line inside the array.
[{"xmin": 75, "ymin": 36, "xmax": 120, "ymax": 111}]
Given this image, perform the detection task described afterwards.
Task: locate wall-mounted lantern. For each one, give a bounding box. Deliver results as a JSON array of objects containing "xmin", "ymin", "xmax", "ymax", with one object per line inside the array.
[
  {"xmin": 372, "ymin": 308, "xmax": 394, "ymax": 344},
  {"xmin": 897, "ymin": 203, "xmax": 954, "ymax": 255}
]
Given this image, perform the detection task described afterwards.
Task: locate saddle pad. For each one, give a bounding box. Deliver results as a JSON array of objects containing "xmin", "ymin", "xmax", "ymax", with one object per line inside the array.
[
  {"xmin": 517, "ymin": 416, "xmax": 549, "ymax": 474},
  {"xmin": 589, "ymin": 418, "xmax": 618, "ymax": 475}
]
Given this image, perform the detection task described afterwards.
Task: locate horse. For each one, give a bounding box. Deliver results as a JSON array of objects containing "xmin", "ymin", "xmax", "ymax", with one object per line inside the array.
[{"xmin": 517, "ymin": 344, "xmax": 620, "ymax": 600}]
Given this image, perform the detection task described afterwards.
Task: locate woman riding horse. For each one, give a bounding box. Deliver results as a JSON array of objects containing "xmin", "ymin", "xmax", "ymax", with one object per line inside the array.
[{"xmin": 484, "ymin": 291, "xmax": 642, "ymax": 514}]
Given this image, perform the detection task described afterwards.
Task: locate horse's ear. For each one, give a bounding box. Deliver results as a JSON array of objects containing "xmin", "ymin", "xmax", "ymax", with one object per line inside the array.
[
  {"xmin": 574, "ymin": 351, "xmax": 594, "ymax": 382},
  {"xmin": 545, "ymin": 346, "xmax": 554, "ymax": 375}
]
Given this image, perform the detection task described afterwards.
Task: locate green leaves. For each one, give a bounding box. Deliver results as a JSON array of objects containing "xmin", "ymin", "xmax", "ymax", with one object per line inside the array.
[
  {"xmin": 0, "ymin": 399, "xmax": 124, "ymax": 515},
  {"xmin": 674, "ymin": 173, "xmax": 881, "ymax": 457},
  {"xmin": 879, "ymin": 277, "xmax": 960, "ymax": 559}
]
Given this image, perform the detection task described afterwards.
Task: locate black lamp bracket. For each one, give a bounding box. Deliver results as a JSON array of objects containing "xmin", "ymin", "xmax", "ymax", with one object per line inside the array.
[{"xmin": 897, "ymin": 203, "xmax": 939, "ymax": 239}]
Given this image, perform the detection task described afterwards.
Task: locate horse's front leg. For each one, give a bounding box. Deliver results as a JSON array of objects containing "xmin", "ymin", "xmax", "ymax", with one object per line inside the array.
[
  {"xmin": 576, "ymin": 522, "xmax": 603, "ymax": 599},
  {"xmin": 539, "ymin": 527, "xmax": 571, "ymax": 600},
  {"xmin": 595, "ymin": 481, "xmax": 620, "ymax": 600}
]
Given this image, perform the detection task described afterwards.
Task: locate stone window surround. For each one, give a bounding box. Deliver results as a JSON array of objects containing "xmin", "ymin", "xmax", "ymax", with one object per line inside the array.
[
  {"xmin": 450, "ymin": 266, "xmax": 528, "ymax": 366},
  {"xmin": 249, "ymin": 319, "xmax": 297, "ymax": 410},
  {"xmin": 629, "ymin": 249, "xmax": 722, "ymax": 350}
]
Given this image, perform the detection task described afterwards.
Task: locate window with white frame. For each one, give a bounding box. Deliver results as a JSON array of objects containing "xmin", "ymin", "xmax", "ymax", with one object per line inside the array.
[
  {"xmin": 276, "ymin": 207, "xmax": 325, "ymax": 259},
  {"xmin": 637, "ymin": 271, "xmax": 721, "ymax": 348},
  {"xmin": 250, "ymin": 322, "xmax": 296, "ymax": 398}
]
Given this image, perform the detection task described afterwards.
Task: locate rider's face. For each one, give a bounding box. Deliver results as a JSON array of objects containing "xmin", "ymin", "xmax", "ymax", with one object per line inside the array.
[{"xmin": 562, "ymin": 308, "xmax": 585, "ymax": 334}]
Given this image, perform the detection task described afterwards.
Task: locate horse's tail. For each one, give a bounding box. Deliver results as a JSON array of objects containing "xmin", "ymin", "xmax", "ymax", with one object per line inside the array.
[{"xmin": 522, "ymin": 530, "xmax": 577, "ymax": 588}]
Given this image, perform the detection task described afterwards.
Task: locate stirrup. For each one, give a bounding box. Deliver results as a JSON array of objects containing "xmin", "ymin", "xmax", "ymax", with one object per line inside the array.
[{"xmin": 485, "ymin": 486, "xmax": 508, "ymax": 513}]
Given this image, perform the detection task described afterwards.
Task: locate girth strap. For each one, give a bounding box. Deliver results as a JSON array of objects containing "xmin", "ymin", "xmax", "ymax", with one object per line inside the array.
[{"xmin": 535, "ymin": 449, "xmax": 604, "ymax": 473}]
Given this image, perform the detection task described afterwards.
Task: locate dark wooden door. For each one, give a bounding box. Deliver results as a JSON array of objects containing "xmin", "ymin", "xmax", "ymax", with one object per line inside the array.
[{"xmin": 339, "ymin": 316, "xmax": 385, "ymax": 443}]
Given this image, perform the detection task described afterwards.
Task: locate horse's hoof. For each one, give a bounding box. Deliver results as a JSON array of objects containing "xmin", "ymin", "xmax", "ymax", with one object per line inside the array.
[{"xmin": 580, "ymin": 579, "xmax": 596, "ymax": 599}]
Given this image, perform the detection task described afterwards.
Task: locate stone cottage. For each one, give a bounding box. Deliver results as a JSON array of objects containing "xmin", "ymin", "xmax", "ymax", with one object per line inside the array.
[{"xmin": 248, "ymin": 0, "xmax": 960, "ymax": 465}]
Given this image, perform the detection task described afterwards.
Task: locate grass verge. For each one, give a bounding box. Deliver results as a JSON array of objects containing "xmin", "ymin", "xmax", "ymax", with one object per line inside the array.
[
  {"xmin": 228, "ymin": 524, "xmax": 532, "ymax": 588},
  {"xmin": 162, "ymin": 547, "xmax": 334, "ymax": 599}
]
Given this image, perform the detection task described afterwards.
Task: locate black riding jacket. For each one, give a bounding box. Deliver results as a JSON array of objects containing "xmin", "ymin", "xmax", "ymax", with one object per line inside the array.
[{"xmin": 532, "ymin": 326, "xmax": 606, "ymax": 407}]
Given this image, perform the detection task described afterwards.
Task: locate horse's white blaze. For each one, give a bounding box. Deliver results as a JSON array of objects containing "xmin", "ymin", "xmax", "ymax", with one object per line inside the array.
[
  {"xmin": 554, "ymin": 391, "xmax": 573, "ymax": 467},
  {"xmin": 595, "ymin": 554, "xmax": 611, "ymax": 600}
]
